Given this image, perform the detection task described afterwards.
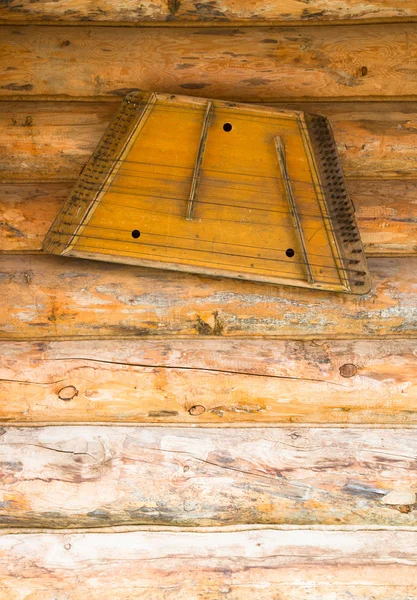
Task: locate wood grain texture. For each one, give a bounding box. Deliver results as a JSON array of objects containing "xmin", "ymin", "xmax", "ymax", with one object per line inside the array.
[
  {"xmin": 2, "ymin": 179, "xmax": 417, "ymax": 256},
  {"xmin": 349, "ymin": 180, "xmax": 417, "ymax": 256},
  {"xmin": 2, "ymin": 0, "xmax": 417, "ymax": 25},
  {"xmin": 1, "ymin": 255, "xmax": 416, "ymax": 341},
  {"xmin": 1, "ymin": 339, "xmax": 417, "ymax": 424},
  {"xmin": 2, "ymin": 25, "xmax": 417, "ymax": 99},
  {"xmin": 0, "ymin": 184, "xmax": 69, "ymax": 253},
  {"xmin": 3, "ymin": 101, "xmax": 417, "ymax": 181},
  {"xmin": 0, "ymin": 529, "xmax": 416, "ymax": 599},
  {"xmin": 2, "ymin": 425, "xmax": 417, "ymax": 526}
]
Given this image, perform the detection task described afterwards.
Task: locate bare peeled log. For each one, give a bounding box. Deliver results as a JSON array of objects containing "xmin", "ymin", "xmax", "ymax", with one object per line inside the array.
[
  {"xmin": 0, "ymin": 529, "xmax": 416, "ymax": 599},
  {"xmin": 2, "ymin": 0, "xmax": 417, "ymax": 25},
  {"xmin": 0, "ymin": 255, "xmax": 416, "ymax": 340},
  {"xmin": 2, "ymin": 25, "xmax": 417, "ymax": 99},
  {"xmin": 1, "ymin": 425, "xmax": 417, "ymax": 527},
  {"xmin": 1, "ymin": 339, "xmax": 417, "ymax": 424}
]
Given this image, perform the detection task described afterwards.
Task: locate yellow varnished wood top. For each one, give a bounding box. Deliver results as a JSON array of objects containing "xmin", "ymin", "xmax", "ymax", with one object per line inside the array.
[{"xmin": 43, "ymin": 92, "xmax": 371, "ymax": 293}]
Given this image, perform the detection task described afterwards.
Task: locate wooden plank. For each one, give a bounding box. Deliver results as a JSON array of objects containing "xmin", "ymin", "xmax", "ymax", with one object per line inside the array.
[
  {"xmin": 1, "ymin": 339, "xmax": 417, "ymax": 424},
  {"xmin": 2, "ymin": 0, "xmax": 417, "ymax": 25},
  {"xmin": 2, "ymin": 425, "xmax": 417, "ymax": 526},
  {"xmin": 2, "ymin": 179, "xmax": 416, "ymax": 256},
  {"xmin": 2, "ymin": 102, "xmax": 417, "ymax": 181},
  {"xmin": 0, "ymin": 528, "xmax": 416, "ymax": 599},
  {"xmin": 1, "ymin": 255, "xmax": 415, "ymax": 341},
  {"xmin": 1, "ymin": 25, "xmax": 417, "ymax": 99}
]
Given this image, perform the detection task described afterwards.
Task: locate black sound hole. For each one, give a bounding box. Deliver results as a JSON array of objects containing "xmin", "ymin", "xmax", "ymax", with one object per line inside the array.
[
  {"xmin": 131, "ymin": 230, "xmax": 141, "ymax": 239},
  {"xmin": 286, "ymin": 248, "xmax": 295, "ymax": 258},
  {"xmin": 223, "ymin": 123, "xmax": 232, "ymax": 132}
]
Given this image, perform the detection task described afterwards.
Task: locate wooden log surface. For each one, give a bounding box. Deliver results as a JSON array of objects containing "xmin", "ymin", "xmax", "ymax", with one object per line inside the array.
[
  {"xmin": 2, "ymin": 425, "xmax": 417, "ymax": 527},
  {"xmin": 3, "ymin": 101, "xmax": 417, "ymax": 181},
  {"xmin": 1, "ymin": 339, "xmax": 417, "ymax": 424},
  {"xmin": 1, "ymin": 254, "xmax": 416, "ymax": 341},
  {"xmin": 0, "ymin": 528, "xmax": 417, "ymax": 599},
  {"xmin": 2, "ymin": 25, "xmax": 417, "ymax": 100},
  {"xmin": 3, "ymin": 0, "xmax": 417, "ymax": 25}
]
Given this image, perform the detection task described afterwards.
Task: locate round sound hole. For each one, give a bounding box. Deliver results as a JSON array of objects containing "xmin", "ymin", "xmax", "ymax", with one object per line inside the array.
[
  {"xmin": 286, "ymin": 248, "xmax": 295, "ymax": 258},
  {"xmin": 131, "ymin": 230, "xmax": 141, "ymax": 239},
  {"xmin": 223, "ymin": 123, "xmax": 232, "ymax": 132}
]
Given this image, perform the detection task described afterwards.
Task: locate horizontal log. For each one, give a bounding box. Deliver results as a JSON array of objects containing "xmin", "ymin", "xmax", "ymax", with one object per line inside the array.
[
  {"xmin": 0, "ymin": 102, "xmax": 112, "ymax": 181},
  {"xmin": 0, "ymin": 255, "xmax": 416, "ymax": 341},
  {"xmin": 1, "ymin": 339, "xmax": 417, "ymax": 424},
  {"xmin": 3, "ymin": 101, "xmax": 417, "ymax": 181},
  {"xmin": 2, "ymin": 425, "xmax": 417, "ymax": 526},
  {"xmin": 2, "ymin": 0, "xmax": 417, "ymax": 25},
  {"xmin": 2, "ymin": 180, "xmax": 417, "ymax": 256},
  {"xmin": 1, "ymin": 529, "xmax": 417, "ymax": 599},
  {"xmin": 1, "ymin": 25, "xmax": 417, "ymax": 99}
]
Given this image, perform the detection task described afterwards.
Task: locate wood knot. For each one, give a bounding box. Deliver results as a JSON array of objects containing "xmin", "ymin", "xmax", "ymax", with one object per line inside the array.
[
  {"xmin": 339, "ymin": 363, "xmax": 357, "ymax": 378},
  {"xmin": 58, "ymin": 386, "xmax": 78, "ymax": 401},
  {"xmin": 360, "ymin": 66, "xmax": 368, "ymax": 77},
  {"xmin": 189, "ymin": 405, "xmax": 206, "ymax": 416}
]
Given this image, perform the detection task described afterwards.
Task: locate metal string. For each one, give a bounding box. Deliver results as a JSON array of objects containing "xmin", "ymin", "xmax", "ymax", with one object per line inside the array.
[
  {"xmin": 69, "ymin": 240, "xmax": 344, "ymax": 282},
  {"xmin": 53, "ymin": 187, "xmax": 361, "ymax": 270},
  {"xmin": 66, "ymin": 176, "xmax": 351, "ymax": 223},
  {"xmin": 86, "ymin": 163, "xmax": 342, "ymax": 207},
  {"xmin": 49, "ymin": 226, "xmax": 364, "ymax": 281}
]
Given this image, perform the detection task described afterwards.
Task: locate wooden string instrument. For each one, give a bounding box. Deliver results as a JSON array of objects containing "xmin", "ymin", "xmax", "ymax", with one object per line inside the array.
[{"xmin": 43, "ymin": 91, "xmax": 371, "ymax": 294}]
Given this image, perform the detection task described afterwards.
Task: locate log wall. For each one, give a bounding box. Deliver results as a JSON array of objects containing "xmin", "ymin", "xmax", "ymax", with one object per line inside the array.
[{"xmin": 1, "ymin": 2, "xmax": 417, "ymax": 598}]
